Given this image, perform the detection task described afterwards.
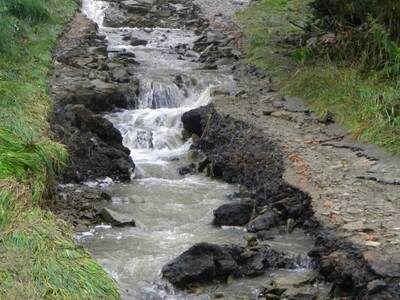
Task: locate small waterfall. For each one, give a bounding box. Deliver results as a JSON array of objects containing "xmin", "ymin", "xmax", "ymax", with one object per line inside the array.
[
  {"xmin": 136, "ymin": 77, "xmax": 186, "ymax": 109},
  {"xmin": 81, "ymin": 0, "xmax": 108, "ymax": 26}
]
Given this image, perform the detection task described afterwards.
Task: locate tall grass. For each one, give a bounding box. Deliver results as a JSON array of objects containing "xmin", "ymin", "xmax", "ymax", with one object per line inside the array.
[
  {"xmin": 0, "ymin": 17, "xmax": 14, "ymax": 54},
  {"xmin": 0, "ymin": 129, "xmax": 68, "ymax": 202},
  {"xmin": 310, "ymin": 0, "xmax": 400, "ymax": 77},
  {"xmin": 1, "ymin": 0, "xmax": 49, "ymax": 22},
  {"xmin": 0, "ymin": 0, "xmax": 121, "ymax": 297}
]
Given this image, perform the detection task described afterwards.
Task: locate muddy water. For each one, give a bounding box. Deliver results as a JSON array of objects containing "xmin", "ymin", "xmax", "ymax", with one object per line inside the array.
[{"xmin": 79, "ymin": 0, "xmax": 319, "ymax": 299}]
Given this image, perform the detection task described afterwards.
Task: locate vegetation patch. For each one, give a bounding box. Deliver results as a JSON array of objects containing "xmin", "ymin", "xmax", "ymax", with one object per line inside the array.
[
  {"xmin": 0, "ymin": 0, "xmax": 120, "ymax": 298},
  {"xmin": 237, "ymin": 0, "xmax": 400, "ymax": 153}
]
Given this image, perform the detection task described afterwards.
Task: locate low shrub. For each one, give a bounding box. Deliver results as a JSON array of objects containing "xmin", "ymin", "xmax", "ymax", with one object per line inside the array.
[
  {"xmin": 309, "ymin": 0, "xmax": 400, "ymax": 77},
  {"xmin": 2, "ymin": 0, "xmax": 49, "ymax": 22}
]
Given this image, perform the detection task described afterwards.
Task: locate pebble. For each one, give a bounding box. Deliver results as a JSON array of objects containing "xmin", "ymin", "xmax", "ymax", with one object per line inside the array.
[{"xmin": 365, "ymin": 241, "xmax": 381, "ymax": 247}]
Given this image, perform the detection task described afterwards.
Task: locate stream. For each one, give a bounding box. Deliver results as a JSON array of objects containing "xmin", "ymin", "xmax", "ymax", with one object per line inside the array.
[{"xmin": 78, "ymin": 0, "xmax": 321, "ymax": 299}]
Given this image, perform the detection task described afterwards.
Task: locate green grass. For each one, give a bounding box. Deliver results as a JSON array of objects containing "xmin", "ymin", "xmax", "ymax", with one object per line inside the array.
[
  {"xmin": 237, "ymin": 0, "xmax": 400, "ymax": 154},
  {"xmin": 0, "ymin": 0, "xmax": 120, "ymax": 298},
  {"xmin": 5, "ymin": 0, "xmax": 50, "ymax": 22}
]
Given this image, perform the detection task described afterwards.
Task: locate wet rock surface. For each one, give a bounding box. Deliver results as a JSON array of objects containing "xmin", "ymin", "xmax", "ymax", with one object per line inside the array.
[
  {"xmin": 213, "ymin": 199, "xmax": 254, "ymax": 226},
  {"xmin": 53, "ymin": 104, "xmax": 134, "ymax": 183},
  {"xmin": 50, "ymin": 15, "xmax": 136, "ymax": 183},
  {"xmin": 162, "ymin": 242, "xmax": 296, "ymax": 288},
  {"xmin": 103, "ymin": 0, "xmax": 204, "ymax": 29},
  {"xmin": 100, "ymin": 207, "xmax": 136, "ymax": 226},
  {"xmin": 44, "ymin": 184, "xmax": 111, "ymax": 231},
  {"xmin": 182, "ymin": 104, "xmax": 313, "ymax": 231}
]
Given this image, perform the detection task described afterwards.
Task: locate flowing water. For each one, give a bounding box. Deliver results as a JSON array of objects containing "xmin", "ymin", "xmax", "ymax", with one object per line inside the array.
[{"xmin": 79, "ymin": 1, "xmax": 322, "ymax": 299}]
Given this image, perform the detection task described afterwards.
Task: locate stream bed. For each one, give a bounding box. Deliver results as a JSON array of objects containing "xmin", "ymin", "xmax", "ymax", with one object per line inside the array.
[{"xmin": 77, "ymin": 0, "xmax": 326, "ymax": 299}]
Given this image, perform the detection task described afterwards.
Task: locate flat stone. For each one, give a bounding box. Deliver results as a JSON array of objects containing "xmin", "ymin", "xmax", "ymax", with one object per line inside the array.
[
  {"xmin": 363, "ymin": 251, "xmax": 400, "ymax": 277},
  {"xmin": 270, "ymin": 110, "xmax": 295, "ymax": 121},
  {"xmin": 343, "ymin": 220, "xmax": 364, "ymax": 231},
  {"xmin": 100, "ymin": 208, "xmax": 136, "ymax": 227},
  {"xmin": 130, "ymin": 37, "xmax": 148, "ymax": 46},
  {"xmin": 367, "ymin": 279, "xmax": 387, "ymax": 294},
  {"xmin": 283, "ymin": 96, "xmax": 309, "ymax": 113},
  {"xmin": 120, "ymin": 0, "xmax": 151, "ymax": 13}
]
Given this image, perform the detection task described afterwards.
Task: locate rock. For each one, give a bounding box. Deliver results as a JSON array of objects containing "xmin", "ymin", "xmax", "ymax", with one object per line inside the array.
[
  {"xmin": 181, "ymin": 105, "xmax": 209, "ymax": 137},
  {"xmin": 319, "ymin": 110, "xmax": 334, "ymax": 124},
  {"xmin": 162, "ymin": 243, "xmax": 239, "ymax": 288},
  {"xmin": 162, "ymin": 243, "xmax": 295, "ymax": 288},
  {"xmin": 367, "ymin": 279, "xmax": 387, "ymax": 294},
  {"xmin": 206, "ymin": 30, "xmax": 226, "ymax": 44},
  {"xmin": 178, "ymin": 163, "xmax": 198, "ymax": 176},
  {"xmin": 112, "ymin": 69, "xmax": 130, "ymax": 83},
  {"xmin": 100, "ymin": 208, "xmax": 136, "ymax": 227},
  {"xmin": 247, "ymin": 211, "xmax": 280, "ymax": 232},
  {"xmin": 130, "ymin": 37, "xmax": 148, "ymax": 46},
  {"xmin": 52, "ymin": 105, "xmax": 134, "ymax": 183},
  {"xmin": 213, "ymin": 200, "xmax": 254, "ymax": 226},
  {"xmin": 120, "ymin": 0, "xmax": 151, "ymax": 14},
  {"xmin": 363, "ymin": 251, "xmax": 400, "ymax": 277},
  {"xmin": 52, "ymin": 70, "xmax": 130, "ymax": 113},
  {"xmin": 104, "ymin": 5, "xmax": 129, "ymax": 27},
  {"xmin": 282, "ymin": 96, "xmax": 309, "ymax": 113},
  {"xmin": 46, "ymin": 185, "xmax": 111, "ymax": 231},
  {"xmin": 342, "ymin": 220, "xmax": 364, "ymax": 231},
  {"xmin": 202, "ymin": 63, "xmax": 218, "ymax": 70},
  {"xmin": 256, "ymin": 230, "xmax": 275, "ymax": 241}
]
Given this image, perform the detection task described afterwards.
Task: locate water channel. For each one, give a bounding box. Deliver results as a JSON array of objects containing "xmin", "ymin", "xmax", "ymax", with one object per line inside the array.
[{"xmin": 79, "ymin": 1, "xmax": 319, "ymax": 299}]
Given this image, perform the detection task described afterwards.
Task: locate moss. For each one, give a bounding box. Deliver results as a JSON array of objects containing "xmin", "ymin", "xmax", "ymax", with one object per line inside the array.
[
  {"xmin": 237, "ymin": 0, "xmax": 400, "ymax": 154},
  {"xmin": 0, "ymin": 0, "xmax": 120, "ymax": 298}
]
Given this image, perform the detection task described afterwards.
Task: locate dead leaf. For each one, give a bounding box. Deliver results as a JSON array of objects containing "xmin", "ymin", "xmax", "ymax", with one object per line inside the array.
[
  {"xmin": 323, "ymin": 200, "xmax": 333, "ymax": 208},
  {"xmin": 364, "ymin": 234, "xmax": 379, "ymax": 241}
]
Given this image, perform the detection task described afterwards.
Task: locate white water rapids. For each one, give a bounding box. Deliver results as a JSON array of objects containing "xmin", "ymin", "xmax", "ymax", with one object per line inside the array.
[{"xmin": 79, "ymin": 1, "xmax": 320, "ymax": 299}]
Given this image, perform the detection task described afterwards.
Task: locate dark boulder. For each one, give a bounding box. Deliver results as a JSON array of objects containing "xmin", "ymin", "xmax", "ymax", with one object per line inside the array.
[
  {"xmin": 181, "ymin": 105, "xmax": 210, "ymax": 137},
  {"xmin": 100, "ymin": 207, "xmax": 136, "ymax": 227},
  {"xmin": 162, "ymin": 243, "xmax": 296, "ymax": 288},
  {"xmin": 178, "ymin": 163, "xmax": 198, "ymax": 176},
  {"xmin": 162, "ymin": 243, "xmax": 239, "ymax": 288},
  {"xmin": 247, "ymin": 211, "xmax": 280, "ymax": 232},
  {"xmin": 130, "ymin": 37, "xmax": 148, "ymax": 46},
  {"xmin": 213, "ymin": 199, "xmax": 254, "ymax": 226},
  {"xmin": 52, "ymin": 105, "xmax": 134, "ymax": 183}
]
